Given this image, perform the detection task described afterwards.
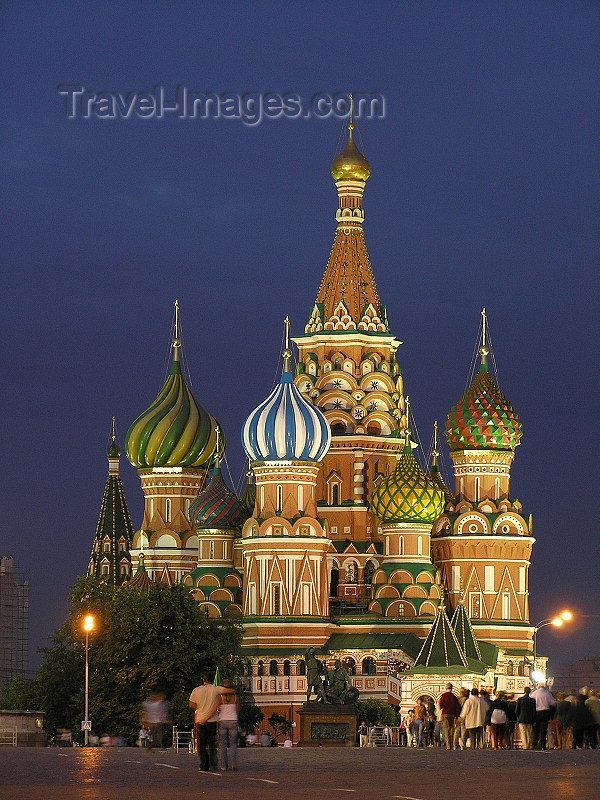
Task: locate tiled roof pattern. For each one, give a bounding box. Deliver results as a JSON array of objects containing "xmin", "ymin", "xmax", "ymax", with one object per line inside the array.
[
  {"xmin": 370, "ymin": 448, "xmax": 445, "ymax": 524},
  {"xmin": 446, "ymin": 366, "xmax": 521, "ymax": 452}
]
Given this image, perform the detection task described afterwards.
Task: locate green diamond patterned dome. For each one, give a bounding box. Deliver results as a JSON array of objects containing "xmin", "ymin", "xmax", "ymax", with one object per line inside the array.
[
  {"xmin": 370, "ymin": 446, "xmax": 445, "ymax": 524},
  {"xmin": 446, "ymin": 364, "xmax": 521, "ymax": 452}
]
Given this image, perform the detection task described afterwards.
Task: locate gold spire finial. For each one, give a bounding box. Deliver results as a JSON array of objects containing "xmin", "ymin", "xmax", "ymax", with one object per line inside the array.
[
  {"xmin": 282, "ymin": 316, "xmax": 293, "ymax": 373},
  {"xmin": 432, "ymin": 420, "xmax": 439, "ymax": 466},
  {"xmin": 479, "ymin": 307, "xmax": 489, "ymax": 362},
  {"xmin": 172, "ymin": 299, "xmax": 182, "ymax": 360},
  {"xmin": 348, "ymin": 93, "xmax": 354, "ymax": 132},
  {"xmin": 404, "ymin": 396, "xmax": 411, "ymax": 448},
  {"xmin": 214, "ymin": 426, "xmax": 222, "ymax": 467},
  {"xmin": 111, "ymin": 415, "xmax": 116, "ymax": 444}
]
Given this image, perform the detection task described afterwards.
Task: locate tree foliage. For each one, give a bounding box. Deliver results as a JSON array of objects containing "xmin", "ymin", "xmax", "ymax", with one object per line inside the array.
[
  {"xmin": 354, "ymin": 698, "xmax": 396, "ymax": 726},
  {"xmin": 268, "ymin": 712, "xmax": 293, "ymax": 741},
  {"xmin": 32, "ymin": 576, "xmax": 243, "ymax": 743}
]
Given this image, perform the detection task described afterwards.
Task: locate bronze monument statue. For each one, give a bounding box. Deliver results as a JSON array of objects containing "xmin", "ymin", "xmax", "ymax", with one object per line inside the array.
[{"xmin": 305, "ymin": 649, "xmax": 359, "ymax": 705}]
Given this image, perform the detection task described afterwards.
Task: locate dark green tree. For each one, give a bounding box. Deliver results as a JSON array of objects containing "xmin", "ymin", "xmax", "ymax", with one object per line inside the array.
[
  {"xmin": 0, "ymin": 676, "xmax": 41, "ymax": 710},
  {"xmin": 268, "ymin": 712, "xmax": 293, "ymax": 742},
  {"xmin": 34, "ymin": 576, "xmax": 243, "ymax": 743},
  {"xmin": 354, "ymin": 698, "xmax": 396, "ymax": 726}
]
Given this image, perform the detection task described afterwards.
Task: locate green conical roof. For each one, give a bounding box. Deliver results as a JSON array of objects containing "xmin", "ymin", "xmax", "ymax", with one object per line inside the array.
[
  {"xmin": 414, "ymin": 605, "xmax": 469, "ymax": 668},
  {"xmin": 451, "ymin": 600, "xmax": 482, "ymax": 662}
]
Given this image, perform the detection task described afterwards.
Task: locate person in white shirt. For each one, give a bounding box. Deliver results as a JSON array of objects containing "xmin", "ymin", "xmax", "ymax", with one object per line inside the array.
[
  {"xmin": 189, "ymin": 673, "xmax": 234, "ymax": 771},
  {"xmin": 530, "ymin": 684, "xmax": 557, "ymax": 750}
]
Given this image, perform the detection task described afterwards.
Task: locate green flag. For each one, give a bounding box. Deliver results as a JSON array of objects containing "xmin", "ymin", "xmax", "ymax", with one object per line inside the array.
[{"xmin": 214, "ymin": 667, "xmax": 222, "ymax": 686}]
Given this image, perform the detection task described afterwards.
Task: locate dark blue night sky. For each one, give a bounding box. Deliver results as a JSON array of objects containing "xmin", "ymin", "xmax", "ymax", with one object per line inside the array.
[{"xmin": 1, "ymin": 1, "xmax": 598, "ymax": 671}]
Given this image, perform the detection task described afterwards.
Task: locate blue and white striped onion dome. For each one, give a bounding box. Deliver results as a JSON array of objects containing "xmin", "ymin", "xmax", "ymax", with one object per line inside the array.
[{"xmin": 242, "ymin": 370, "xmax": 331, "ymax": 462}]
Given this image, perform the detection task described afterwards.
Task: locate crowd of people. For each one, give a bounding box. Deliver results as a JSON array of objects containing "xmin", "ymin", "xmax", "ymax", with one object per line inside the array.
[{"xmin": 367, "ymin": 683, "xmax": 600, "ymax": 750}]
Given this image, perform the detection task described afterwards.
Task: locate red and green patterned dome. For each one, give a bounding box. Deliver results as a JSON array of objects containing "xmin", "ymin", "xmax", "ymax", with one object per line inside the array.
[
  {"xmin": 190, "ymin": 467, "xmax": 248, "ymax": 531},
  {"xmin": 370, "ymin": 445, "xmax": 445, "ymax": 525},
  {"xmin": 445, "ymin": 364, "xmax": 521, "ymax": 452}
]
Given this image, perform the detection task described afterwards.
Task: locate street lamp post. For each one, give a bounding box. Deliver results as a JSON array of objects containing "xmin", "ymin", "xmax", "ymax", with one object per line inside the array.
[
  {"xmin": 532, "ymin": 610, "xmax": 572, "ymax": 684},
  {"xmin": 83, "ymin": 614, "xmax": 95, "ymax": 746}
]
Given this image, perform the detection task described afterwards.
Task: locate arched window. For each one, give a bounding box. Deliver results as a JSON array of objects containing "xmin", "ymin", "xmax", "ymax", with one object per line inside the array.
[
  {"xmin": 297, "ymin": 659, "xmax": 306, "ymax": 676},
  {"xmin": 517, "ymin": 662, "xmax": 525, "ymax": 677},
  {"xmin": 506, "ymin": 660, "xmax": 514, "ymax": 676},
  {"xmin": 474, "ymin": 477, "xmax": 480, "ymax": 503},
  {"xmin": 276, "ymin": 485, "xmax": 283, "ymax": 513},
  {"xmin": 494, "ymin": 477, "xmax": 500, "ymax": 500},
  {"xmin": 345, "ymin": 561, "xmax": 358, "ymax": 584},
  {"xmin": 399, "ymin": 536, "xmax": 404, "ymax": 555},
  {"xmin": 332, "ymin": 484, "xmax": 340, "ymax": 505},
  {"xmin": 273, "ymin": 585, "xmax": 281, "ymax": 615},
  {"xmin": 502, "ymin": 592, "xmax": 510, "ymax": 619},
  {"xmin": 417, "ymin": 536, "xmax": 423, "ymax": 556},
  {"xmin": 342, "ymin": 657, "xmax": 356, "ymax": 676},
  {"xmin": 257, "ymin": 660, "xmax": 264, "ymax": 676},
  {"xmin": 269, "ymin": 660, "xmax": 278, "ymax": 677},
  {"xmin": 362, "ymin": 657, "xmax": 376, "ymax": 676},
  {"xmin": 165, "ymin": 498, "xmax": 171, "ymax": 523},
  {"xmin": 283, "ymin": 660, "xmax": 291, "ymax": 676},
  {"xmin": 246, "ymin": 660, "xmax": 252, "ymax": 676},
  {"xmin": 331, "ymin": 423, "xmax": 346, "ymax": 436}
]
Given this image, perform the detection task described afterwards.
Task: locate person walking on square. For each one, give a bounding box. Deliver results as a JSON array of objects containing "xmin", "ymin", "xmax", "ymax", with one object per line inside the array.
[
  {"xmin": 358, "ymin": 721, "xmax": 368, "ymax": 747},
  {"xmin": 516, "ymin": 686, "xmax": 537, "ymax": 749},
  {"xmin": 453, "ymin": 687, "xmax": 470, "ymax": 750},
  {"xmin": 460, "ymin": 688, "xmax": 487, "ymax": 749},
  {"xmin": 488, "ymin": 691, "xmax": 509, "ymax": 749},
  {"xmin": 505, "ymin": 693, "xmax": 517, "ymax": 749},
  {"xmin": 189, "ymin": 672, "xmax": 234, "ymax": 771},
  {"xmin": 438, "ymin": 683, "xmax": 461, "ymax": 750},
  {"xmin": 530, "ymin": 683, "xmax": 557, "ymax": 750},
  {"xmin": 216, "ymin": 679, "xmax": 240, "ymax": 770},
  {"xmin": 413, "ymin": 699, "xmax": 427, "ymax": 747},
  {"xmin": 141, "ymin": 691, "xmax": 171, "ymax": 751}
]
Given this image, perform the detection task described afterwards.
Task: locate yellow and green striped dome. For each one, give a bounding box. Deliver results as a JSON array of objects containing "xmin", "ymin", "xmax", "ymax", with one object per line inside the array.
[
  {"xmin": 370, "ymin": 445, "xmax": 445, "ymax": 524},
  {"xmin": 125, "ymin": 351, "xmax": 224, "ymax": 469}
]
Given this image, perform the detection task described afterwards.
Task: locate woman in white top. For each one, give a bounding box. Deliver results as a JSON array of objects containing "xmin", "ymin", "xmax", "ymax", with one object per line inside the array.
[{"xmin": 217, "ymin": 679, "xmax": 240, "ymax": 771}]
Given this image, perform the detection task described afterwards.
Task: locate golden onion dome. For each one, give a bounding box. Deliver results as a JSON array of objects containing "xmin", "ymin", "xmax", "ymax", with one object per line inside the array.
[{"xmin": 330, "ymin": 126, "xmax": 371, "ymax": 182}]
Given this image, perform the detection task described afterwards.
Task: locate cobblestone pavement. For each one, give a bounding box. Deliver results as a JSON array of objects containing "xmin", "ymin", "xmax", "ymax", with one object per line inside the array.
[{"xmin": 1, "ymin": 746, "xmax": 599, "ymax": 800}]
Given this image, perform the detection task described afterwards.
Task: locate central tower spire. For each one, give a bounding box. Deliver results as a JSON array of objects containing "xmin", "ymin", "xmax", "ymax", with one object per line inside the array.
[{"xmin": 305, "ymin": 116, "xmax": 387, "ymax": 334}]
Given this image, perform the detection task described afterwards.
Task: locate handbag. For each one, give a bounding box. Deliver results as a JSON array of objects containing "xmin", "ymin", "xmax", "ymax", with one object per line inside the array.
[{"xmin": 491, "ymin": 708, "xmax": 507, "ymax": 724}]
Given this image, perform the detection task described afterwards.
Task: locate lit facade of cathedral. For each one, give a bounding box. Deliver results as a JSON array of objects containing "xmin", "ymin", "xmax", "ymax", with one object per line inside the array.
[{"xmin": 88, "ymin": 126, "xmax": 538, "ymax": 725}]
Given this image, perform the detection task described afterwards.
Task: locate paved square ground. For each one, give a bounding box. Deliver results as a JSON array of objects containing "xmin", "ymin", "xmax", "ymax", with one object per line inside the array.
[{"xmin": 1, "ymin": 746, "xmax": 598, "ymax": 800}]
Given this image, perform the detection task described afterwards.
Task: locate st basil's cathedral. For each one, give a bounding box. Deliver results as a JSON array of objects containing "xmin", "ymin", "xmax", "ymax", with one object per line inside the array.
[{"xmin": 87, "ymin": 123, "xmax": 537, "ymax": 723}]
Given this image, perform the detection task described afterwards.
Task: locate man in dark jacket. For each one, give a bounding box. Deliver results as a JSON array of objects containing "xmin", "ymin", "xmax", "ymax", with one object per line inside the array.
[
  {"xmin": 438, "ymin": 683, "xmax": 462, "ymax": 750},
  {"xmin": 516, "ymin": 686, "xmax": 537, "ymax": 749}
]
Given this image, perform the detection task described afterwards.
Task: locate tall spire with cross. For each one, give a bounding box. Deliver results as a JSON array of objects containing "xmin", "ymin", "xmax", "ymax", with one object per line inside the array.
[{"xmin": 304, "ymin": 107, "xmax": 387, "ymax": 334}]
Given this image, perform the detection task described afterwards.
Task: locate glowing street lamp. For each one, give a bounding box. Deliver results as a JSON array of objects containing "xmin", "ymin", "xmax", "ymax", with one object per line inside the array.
[
  {"xmin": 532, "ymin": 611, "xmax": 573, "ymax": 684},
  {"xmin": 83, "ymin": 614, "xmax": 95, "ymax": 746}
]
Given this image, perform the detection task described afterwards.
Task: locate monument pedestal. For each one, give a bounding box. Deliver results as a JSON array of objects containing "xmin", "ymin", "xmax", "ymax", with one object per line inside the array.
[{"xmin": 297, "ymin": 702, "xmax": 357, "ymax": 747}]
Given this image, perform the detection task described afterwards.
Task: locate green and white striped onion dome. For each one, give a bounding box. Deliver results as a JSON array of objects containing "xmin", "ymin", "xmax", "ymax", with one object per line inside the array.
[{"xmin": 126, "ymin": 353, "xmax": 224, "ymax": 468}]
